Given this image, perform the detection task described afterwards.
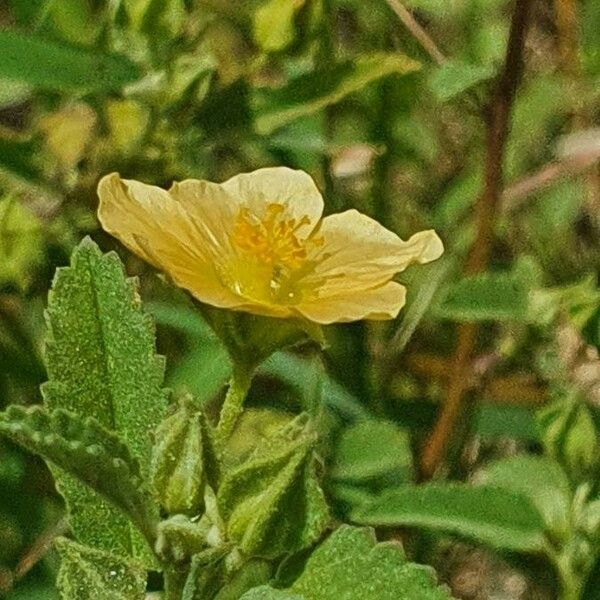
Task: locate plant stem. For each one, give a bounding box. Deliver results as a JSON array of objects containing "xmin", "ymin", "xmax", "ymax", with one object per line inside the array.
[
  {"xmin": 419, "ymin": 0, "xmax": 534, "ymax": 479},
  {"xmin": 556, "ymin": 554, "xmax": 585, "ymax": 600},
  {"xmin": 216, "ymin": 365, "xmax": 253, "ymax": 445},
  {"xmin": 384, "ymin": 0, "xmax": 446, "ymax": 64},
  {"xmin": 163, "ymin": 565, "xmax": 188, "ymax": 600}
]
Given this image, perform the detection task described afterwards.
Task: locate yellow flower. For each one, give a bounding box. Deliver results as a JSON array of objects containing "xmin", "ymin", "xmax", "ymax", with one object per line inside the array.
[{"xmin": 97, "ymin": 167, "xmax": 443, "ymax": 324}]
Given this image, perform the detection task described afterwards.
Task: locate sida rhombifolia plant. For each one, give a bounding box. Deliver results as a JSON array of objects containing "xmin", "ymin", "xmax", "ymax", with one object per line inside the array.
[{"xmin": 0, "ymin": 167, "xmax": 448, "ymax": 599}]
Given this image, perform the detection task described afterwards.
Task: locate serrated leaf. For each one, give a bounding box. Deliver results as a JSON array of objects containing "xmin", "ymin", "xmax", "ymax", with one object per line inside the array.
[
  {"xmin": 0, "ymin": 30, "xmax": 140, "ymax": 92},
  {"xmin": 255, "ymin": 53, "xmax": 420, "ymax": 134},
  {"xmin": 428, "ymin": 60, "xmax": 493, "ymax": 102},
  {"xmin": 43, "ymin": 237, "xmax": 167, "ymax": 562},
  {"xmin": 0, "ymin": 406, "xmax": 157, "ymax": 544},
  {"xmin": 479, "ymin": 456, "xmax": 571, "ymax": 540},
  {"xmin": 218, "ymin": 415, "xmax": 330, "ymax": 559},
  {"xmin": 241, "ymin": 525, "xmax": 452, "ymax": 600},
  {"xmin": 55, "ymin": 537, "xmax": 146, "ymax": 600},
  {"xmin": 331, "ymin": 419, "xmax": 412, "ymax": 482},
  {"xmin": 433, "ymin": 271, "xmax": 530, "ymax": 322},
  {"xmin": 354, "ymin": 484, "xmax": 547, "ymax": 553}
]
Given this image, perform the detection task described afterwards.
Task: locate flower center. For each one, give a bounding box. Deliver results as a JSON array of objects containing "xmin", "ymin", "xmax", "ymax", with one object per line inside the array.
[
  {"xmin": 232, "ymin": 203, "xmax": 310, "ymax": 270},
  {"xmin": 228, "ymin": 203, "xmax": 322, "ymax": 305}
]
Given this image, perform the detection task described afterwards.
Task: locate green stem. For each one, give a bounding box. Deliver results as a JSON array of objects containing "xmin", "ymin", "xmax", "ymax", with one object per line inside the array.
[
  {"xmin": 216, "ymin": 366, "xmax": 253, "ymax": 446},
  {"xmin": 555, "ymin": 552, "xmax": 586, "ymax": 600},
  {"xmin": 163, "ymin": 565, "xmax": 188, "ymax": 600}
]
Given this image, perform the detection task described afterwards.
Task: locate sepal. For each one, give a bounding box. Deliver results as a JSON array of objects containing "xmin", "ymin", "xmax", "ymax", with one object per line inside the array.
[
  {"xmin": 150, "ymin": 396, "xmax": 220, "ymax": 516},
  {"xmin": 217, "ymin": 414, "xmax": 330, "ymax": 559}
]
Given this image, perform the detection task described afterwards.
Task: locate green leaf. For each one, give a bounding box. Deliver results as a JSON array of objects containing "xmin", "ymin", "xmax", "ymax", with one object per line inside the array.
[
  {"xmin": 433, "ymin": 270, "xmax": 530, "ymax": 322},
  {"xmin": 123, "ymin": 0, "xmax": 185, "ymax": 36},
  {"xmin": 241, "ymin": 525, "xmax": 452, "ymax": 600},
  {"xmin": 331, "ymin": 419, "xmax": 412, "ymax": 482},
  {"xmin": 0, "ymin": 196, "xmax": 44, "ymax": 289},
  {"xmin": 475, "ymin": 404, "xmax": 538, "ymax": 441},
  {"xmin": 55, "ymin": 537, "xmax": 146, "ymax": 600},
  {"xmin": 0, "ymin": 405, "xmax": 157, "ymax": 544},
  {"xmin": 0, "ymin": 138, "xmax": 45, "ymax": 185},
  {"xmin": 43, "ymin": 237, "xmax": 167, "ymax": 562},
  {"xmin": 218, "ymin": 414, "xmax": 330, "ymax": 559},
  {"xmin": 354, "ymin": 484, "xmax": 547, "ymax": 553},
  {"xmin": 0, "ymin": 30, "xmax": 139, "ymax": 92},
  {"xmin": 255, "ymin": 52, "xmax": 420, "ymax": 134},
  {"xmin": 45, "ymin": 0, "xmax": 99, "ymax": 46},
  {"xmin": 254, "ymin": 0, "xmax": 306, "ymax": 52},
  {"xmin": 537, "ymin": 395, "xmax": 599, "ymax": 483},
  {"xmin": 428, "ymin": 60, "xmax": 493, "ymax": 102},
  {"xmin": 150, "ymin": 396, "xmax": 220, "ymax": 516},
  {"xmin": 147, "ymin": 302, "xmax": 232, "ymax": 402},
  {"xmin": 479, "ymin": 456, "xmax": 571, "ymax": 541}
]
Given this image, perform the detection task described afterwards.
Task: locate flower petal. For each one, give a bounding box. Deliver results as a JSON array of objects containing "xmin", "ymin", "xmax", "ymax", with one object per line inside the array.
[
  {"xmin": 97, "ymin": 173, "xmax": 243, "ymax": 309},
  {"xmin": 221, "ymin": 167, "xmax": 324, "ymax": 236},
  {"xmin": 167, "ymin": 178, "xmax": 241, "ymax": 258},
  {"xmin": 306, "ymin": 210, "xmax": 443, "ymax": 297},
  {"xmin": 296, "ymin": 281, "xmax": 407, "ymax": 324}
]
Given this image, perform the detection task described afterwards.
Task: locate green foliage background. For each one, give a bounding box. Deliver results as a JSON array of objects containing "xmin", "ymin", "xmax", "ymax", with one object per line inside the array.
[{"xmin": 0, "ymin": 0, "xmax": 599, "ymax": 598}]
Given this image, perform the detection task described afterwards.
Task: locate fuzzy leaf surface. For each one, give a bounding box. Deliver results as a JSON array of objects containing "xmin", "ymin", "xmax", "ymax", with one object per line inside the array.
[
  {"xmin": 55, "ymin": 537, "xmax": 146, "ymax": 600},
  {"xmin": 354, "ymin": 484, "xmax": 547, "ymax": 553},
  {"xmin": 0, "ymin": 405, "xmax": 157, "ymax": 543},
  {"xmin": 240, "ymin": 525, "xmax": 452, "ymax": 599},
  {"xmin": 43, "ymin": 238, "xmax": 166, "ymax": 561}
]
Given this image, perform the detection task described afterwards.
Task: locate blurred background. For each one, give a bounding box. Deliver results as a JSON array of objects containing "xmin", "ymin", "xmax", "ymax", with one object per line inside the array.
[{"xmin": 0, "ymin": 0, "xmax": 599, "ymax": 598}]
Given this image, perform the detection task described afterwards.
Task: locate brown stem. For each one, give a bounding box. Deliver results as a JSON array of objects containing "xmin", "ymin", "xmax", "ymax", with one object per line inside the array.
[
  {"xmin": 0, "ymin": 517, "xmax": 69, "ymax": 595},
  {"xmin": 419, "ymin": 0, "xmax": 534, "ymax": 480},
  {"xmin": 384, "ymin": 0, "xmax": 446, "ymax": 65},
  {"xmin": 502, "ymin": 152, "xmax": 600, "ymax": 210},
  {"xmin": 554, "ymin": 0, "xmax": 600, "ymax": 228}
]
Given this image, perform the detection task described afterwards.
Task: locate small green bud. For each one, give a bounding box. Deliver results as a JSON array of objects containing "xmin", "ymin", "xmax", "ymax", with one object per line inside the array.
[
  {"xmin": 150, "ymin": 397, "xmax": 220, "ymax": 516},
  {"xmin": 217, "ymin": 414, "xmax": 330, "ymax": 559},
  {"xmin": 155, "ymin": 515, "xmax": 209, "ymax": 563}
]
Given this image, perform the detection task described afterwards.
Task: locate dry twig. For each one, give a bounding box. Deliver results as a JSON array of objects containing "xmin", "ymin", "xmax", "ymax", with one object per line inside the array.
[
  {"xmin": 384, "ymin": 0, "xmax": 445, "ymax": 65},
  {"xmin": 419, "ymin": 0, "xmax": 535, "ymax": 479}
]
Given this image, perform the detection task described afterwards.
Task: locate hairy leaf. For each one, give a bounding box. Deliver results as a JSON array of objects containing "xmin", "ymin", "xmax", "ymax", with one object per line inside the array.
[
  {"xmin": 43, "ymin": 238, "xmax": 167, "ymax": 561},
  {"xmin": 241, "ymin": 525, "xmax": 452, "ymax": 599},
  {"xmin": 255, "ymin": 53, "xmax": 420, "ymax": 134},
  {"xmin": 0, "ymin": 405, "xmax": 157, "ymax": 543},
  {"xmin": 433, "ymin": 271, "xmax": 530, "ymax": 322},
  {"xmin": 55, "ymin": 537, "xmax": 146, "ymax": 600},
  {"xmin": 354, "ymin": 484, "xmax": 547, "ymax": 553}
]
